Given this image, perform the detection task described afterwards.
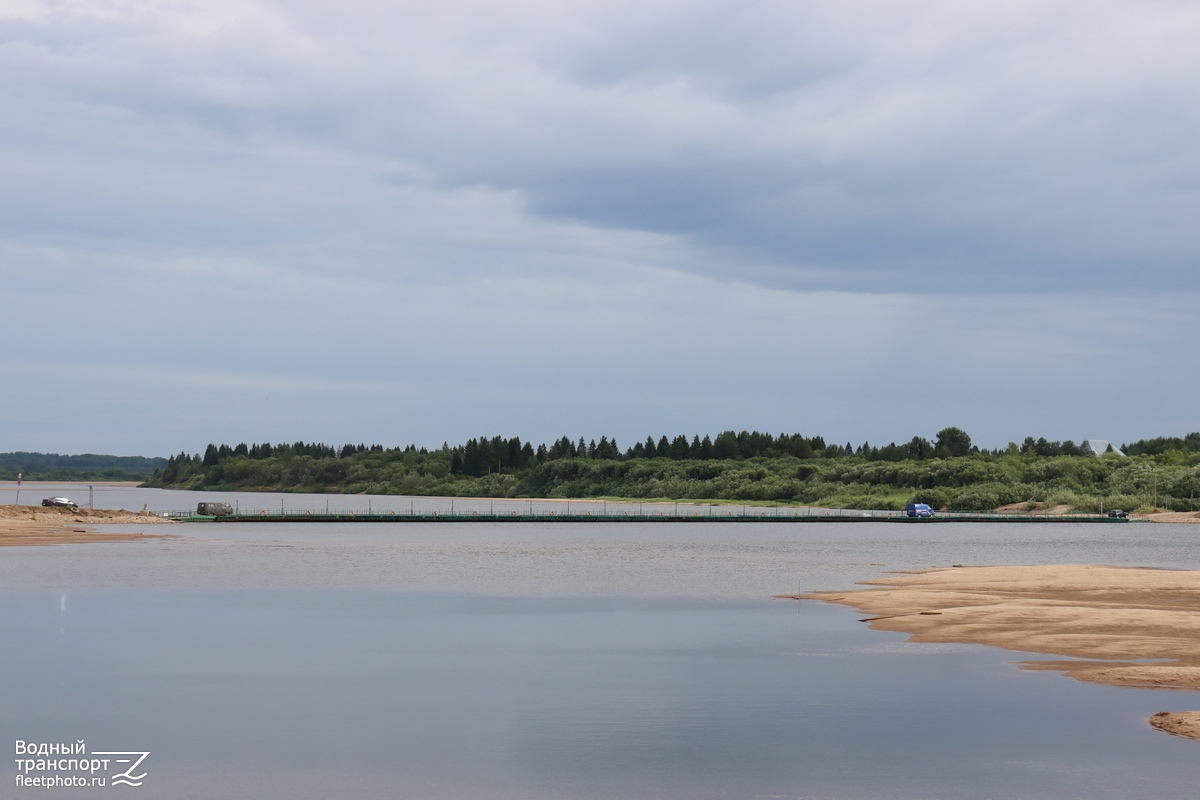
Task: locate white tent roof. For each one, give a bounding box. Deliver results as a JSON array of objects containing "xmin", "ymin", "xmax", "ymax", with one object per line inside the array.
[{"xmin": 1082, "ymin": 439, "xmax": 1125, "ymax": 456}]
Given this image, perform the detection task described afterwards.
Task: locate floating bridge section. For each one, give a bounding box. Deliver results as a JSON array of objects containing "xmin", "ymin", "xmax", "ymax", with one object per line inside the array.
[{"xmin": 167, "ymin": 509, "xmax": 1131, "ymax": 523}]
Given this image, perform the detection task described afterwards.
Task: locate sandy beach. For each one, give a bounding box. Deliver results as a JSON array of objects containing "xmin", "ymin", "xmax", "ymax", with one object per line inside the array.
[
  {"xmin": 0, "ymin": 504, "xmax": 178, "ymax": 546},
  {"xmin": 1144, "ymin": 511, "xmax": 1200, "ymax": 523},
  {"xmin": 787, "ymin": 564, "xmax": 1200, "ymax": 739}
]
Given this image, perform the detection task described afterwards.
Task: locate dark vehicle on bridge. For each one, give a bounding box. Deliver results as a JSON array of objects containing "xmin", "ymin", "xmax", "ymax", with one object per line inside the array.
[
  {"xmin": 197, "ymin": 502, "xmax": 234, "ymax": 517},
  {"xmin": 905, "ymin": 503, "xmax": 935, "ymax": 518}
]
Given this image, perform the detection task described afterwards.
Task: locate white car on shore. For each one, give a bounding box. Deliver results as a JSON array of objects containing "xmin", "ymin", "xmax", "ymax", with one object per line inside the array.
[{"xmin": 41, "ymin": 497, "xmax": 78, "ymax": 509}]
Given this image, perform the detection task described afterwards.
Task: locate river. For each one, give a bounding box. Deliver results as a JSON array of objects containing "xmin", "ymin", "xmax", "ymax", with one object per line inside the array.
[{"xmin": 2, "ymin": 486, "xmax": 1198, "ymax": 798}]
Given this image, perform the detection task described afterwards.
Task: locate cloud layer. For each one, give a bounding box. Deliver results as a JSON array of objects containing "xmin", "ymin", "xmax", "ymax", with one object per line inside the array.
[{"xmin": 1, "ymin": 0, "xmax": 1197, "ymax": 453}]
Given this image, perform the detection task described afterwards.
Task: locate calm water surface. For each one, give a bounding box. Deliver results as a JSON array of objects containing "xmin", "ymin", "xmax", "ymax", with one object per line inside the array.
[{"xmin": 2, "ymin": 495, "xmax": 1199, "ymax": 799}]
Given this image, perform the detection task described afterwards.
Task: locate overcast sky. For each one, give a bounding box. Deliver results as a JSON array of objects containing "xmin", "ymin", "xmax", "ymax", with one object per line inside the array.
[{"xmin": 2, "ymin": 0, "xmax": 1198, "ymax": 457}]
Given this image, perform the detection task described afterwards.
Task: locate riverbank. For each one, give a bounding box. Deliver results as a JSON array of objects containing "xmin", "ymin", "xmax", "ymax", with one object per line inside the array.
[
  {"xmin": 0, "ymin": 504, "xmax": 178, "ymax": 546},
  {"xmin": 787, "ymin": 564, "xmax": 1200, "ymax": 739},
  {"xmin": 145, "ymin": 444, "xmax": 1200, "ymax": 516},
  {"xmin": 0, "ymin": 480, "xmax": 142, "ymax": 488}
]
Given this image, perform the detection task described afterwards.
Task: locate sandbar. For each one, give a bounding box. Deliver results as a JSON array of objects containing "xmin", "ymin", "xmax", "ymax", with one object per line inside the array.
[
  {"xmin": 1145, "ymin": 511, "xmax": 1200, "ymax": 523},
  {"xmin": 0, "ymin": 505, "xmax": 178, "ymax": 546},
  {"xmin": 786, "ymin": 564, "xmax": 1200, "ymax": 739},
  {"xmin": 1151, "ymin": 711, "xmax": 1200, "ymax": 739}
]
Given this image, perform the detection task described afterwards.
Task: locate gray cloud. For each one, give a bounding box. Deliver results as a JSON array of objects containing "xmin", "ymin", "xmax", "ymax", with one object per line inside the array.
[
  {"xmin": 5, "ymin": 0, "xmax": 1199, "ymax": 290},
  {"xmin": 1, "ymin": 0, "xmax": 1197, "ymax": 453}
]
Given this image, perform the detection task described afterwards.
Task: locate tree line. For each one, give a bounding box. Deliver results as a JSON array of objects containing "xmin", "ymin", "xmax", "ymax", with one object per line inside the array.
[
  {"xmin": 0, "ymin": 452, "xmax": 167, "ymax": 482},
  {"xmin": 160, "ymin": 426, "xmax": 1174, "ymax": 483},
  {"xmin": 160, "ymin": 427, "xmax": 984, "ymax": 484},
  {"xmin": 141, "ymin": 428, "xmax": 1200, "ymax": 514}
]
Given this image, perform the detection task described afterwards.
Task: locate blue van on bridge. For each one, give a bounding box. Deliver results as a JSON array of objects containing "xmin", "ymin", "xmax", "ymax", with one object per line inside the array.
[{"xmin": 905, "ymin": 503, "xmax": 935, "ymax": 518}]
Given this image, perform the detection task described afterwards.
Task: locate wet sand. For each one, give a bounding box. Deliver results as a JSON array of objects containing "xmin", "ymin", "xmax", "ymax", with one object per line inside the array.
[
  {"xmin": 0, "ymin": 505, "xmax": 178, "ymax": 546},
  {"xmin": 785, "ymin": 565, "xmax": 1200, "ymax": 739}
]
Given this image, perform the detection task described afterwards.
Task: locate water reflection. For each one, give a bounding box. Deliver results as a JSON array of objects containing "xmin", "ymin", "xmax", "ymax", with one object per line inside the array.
[
  {"xmin": 3, "ymin": 590, "xmax": 1198, "ymax": 799},
  {"xmin": 3, "ymin": 512, "xmax": 1199, "ymax": 798}
]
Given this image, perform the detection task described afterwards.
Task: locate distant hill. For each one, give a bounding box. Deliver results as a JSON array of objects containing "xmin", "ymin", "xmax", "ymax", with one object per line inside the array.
[{"xmin": 0, "ymin": 452, "xmax": 168, "ymax": 482}]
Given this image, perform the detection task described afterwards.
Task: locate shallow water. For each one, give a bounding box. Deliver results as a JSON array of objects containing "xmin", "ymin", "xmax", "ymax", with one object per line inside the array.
[
  {"xmin": 3, "ymin": 516, "xmax": 1197, "ymax": 597},
  {"xmin": 3, "ymin": 516, "xmax": 1199, "ymax": 798}
]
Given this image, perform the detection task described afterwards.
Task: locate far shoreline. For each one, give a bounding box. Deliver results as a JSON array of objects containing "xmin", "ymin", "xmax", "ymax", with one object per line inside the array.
[
  {"xmin": 4, "ymin": 484, "xmax": 1198, "ymax": 523},
  {"xmin": 0, "ymin": 480, "xmax": 142, "ymax": 488}
]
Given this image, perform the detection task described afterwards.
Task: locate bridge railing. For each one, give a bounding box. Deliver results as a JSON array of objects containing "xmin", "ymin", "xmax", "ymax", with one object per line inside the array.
[{"xmin": 157, "ymin": 507, "xmax": 1127, "ymax": 522}]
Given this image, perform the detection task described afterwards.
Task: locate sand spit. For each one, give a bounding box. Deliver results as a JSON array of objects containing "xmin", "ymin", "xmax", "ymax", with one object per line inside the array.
[
  {"xmin": 1144, "ymin": 511, "xmax": 1200, "ymax": 523},
  {"xmin": 784, "ymin": 565, "xmax": 1200, "ymax": 740},
  {"xmin": 0, "ymin": 504, "xmax": 178, "ymax": 546},
  {"xmin": 1150, "ymin": 711, "xmax": 1200, "ymax": 739},
  {"xmin": 990, "ymin": 503, "xmax": 1200, "ymax": 521}
]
